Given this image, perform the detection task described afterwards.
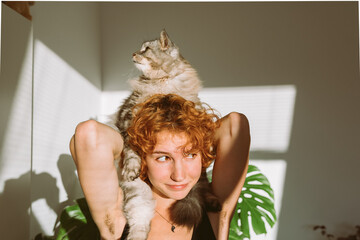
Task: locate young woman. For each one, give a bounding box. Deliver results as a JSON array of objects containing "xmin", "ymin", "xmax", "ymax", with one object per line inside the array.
[{"xmin": 70, "ymin": 94, "xmax": 250, "ymax": 240}]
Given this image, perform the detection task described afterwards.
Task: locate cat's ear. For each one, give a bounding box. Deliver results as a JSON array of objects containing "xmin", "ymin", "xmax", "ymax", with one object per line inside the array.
[{"xmin": 160, "ymin": 29, "xmax": 172, "ymax": 50}]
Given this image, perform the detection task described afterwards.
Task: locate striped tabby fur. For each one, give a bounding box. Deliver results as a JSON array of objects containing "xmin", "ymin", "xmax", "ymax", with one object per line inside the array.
[{"xmin": 113, "ymin": 30, "xmax": 220, "ymax": 240}]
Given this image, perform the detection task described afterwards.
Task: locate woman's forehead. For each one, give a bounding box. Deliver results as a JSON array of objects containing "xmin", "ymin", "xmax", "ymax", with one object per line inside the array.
[{"xmin": 153, "ymin": 130, "xmax": 192, "ymax": 152}]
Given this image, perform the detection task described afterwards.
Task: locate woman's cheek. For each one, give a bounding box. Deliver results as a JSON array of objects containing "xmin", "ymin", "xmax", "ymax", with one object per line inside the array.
[
  {"xmin": 147, "ymin": 161, "xmax": 170, "ymax": 182},
  {"xmin": 187, "ymin": 158, "xmax": 202, "ymax": 179}
]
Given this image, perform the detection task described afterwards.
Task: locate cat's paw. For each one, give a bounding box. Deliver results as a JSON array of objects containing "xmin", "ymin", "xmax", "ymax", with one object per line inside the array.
[
  {"xmin": 121, "ymin": 149, "xmax": 142, "ymax": 181},
  {"xmin": 122, "ymin": 168, "xmax": 139, "ymax": 181},
  {"xmin": 127, "ymin": 230, "xmax": 149, "ymax": 240},
  {"xmin": 122, "ymin": 158, "xmax": 141, "ymax": 181}
]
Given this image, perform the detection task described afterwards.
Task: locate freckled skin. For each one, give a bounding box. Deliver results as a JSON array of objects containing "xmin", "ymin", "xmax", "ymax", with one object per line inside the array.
[
  {"xmin": 71, "ymin": 112, "xmax": 250, "ymax": 240},
  {"xmin": 146, "ymin": 130, "xmax": 202, "ymax": 202},
  {"xmin": 71, "ymin": 30, "xmax": 250, "ymax": 240}
]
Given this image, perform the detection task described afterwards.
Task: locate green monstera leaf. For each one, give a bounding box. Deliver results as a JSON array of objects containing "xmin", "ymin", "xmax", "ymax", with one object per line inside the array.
[
  {"xmin": 52, "ymin": 164, "xmax": 275, "ymax": 240},
  {"xmin": 229, "ymin": 164, "xmax": 277, "ymax": 240},
  {"xmin": 55, "ymin": 198, "xmax": 100, "ymax": 240}
]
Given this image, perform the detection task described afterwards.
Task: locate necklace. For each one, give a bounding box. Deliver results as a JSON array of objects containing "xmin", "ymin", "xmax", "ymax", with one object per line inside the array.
[{"xmin": 155, "ymin": 209, "xmax": 176, "ymax": 232}]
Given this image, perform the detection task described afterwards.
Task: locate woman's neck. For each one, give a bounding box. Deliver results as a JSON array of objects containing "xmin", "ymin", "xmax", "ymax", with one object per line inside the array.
[
  {"xmin": 148, "ymin": 188, "xmax": 194, "ymax": 240},
  {"xmin": 152, "ymin": 190, "xmax": 176, "ymax": 213}
]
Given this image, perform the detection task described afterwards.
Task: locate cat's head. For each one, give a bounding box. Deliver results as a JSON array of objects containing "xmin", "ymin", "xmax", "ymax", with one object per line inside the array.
[{"xmin": 132, "ymin": 30, "xmax": 184, "ymax": 79}]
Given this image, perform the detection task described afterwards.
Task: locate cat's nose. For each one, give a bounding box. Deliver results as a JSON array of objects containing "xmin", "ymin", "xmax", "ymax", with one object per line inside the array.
[{"xmin": 132, "ymin": 53, "xmax": 136, "ymax": 57}]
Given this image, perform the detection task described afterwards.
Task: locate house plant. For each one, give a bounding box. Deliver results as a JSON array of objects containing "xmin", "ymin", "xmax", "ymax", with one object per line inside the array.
[{"xmin": 46, "ymin": 164, "xmax": 276, "ymax": 240}]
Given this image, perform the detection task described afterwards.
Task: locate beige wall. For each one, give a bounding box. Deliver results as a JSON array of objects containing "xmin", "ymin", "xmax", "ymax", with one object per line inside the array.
[
  {"xmin": 100, "ymin": 2, "xmax": 358, "ymax": 90},
  {"xmin": 1, "ymin": 2, "xmax": 359, "ymax": 240},
  {"xmin": 99, "ymin": 2, "xmax": 360, "ymax": 240},
  {"xmin": 33, "ymin": 2, "xmax": 102, "ymax": 89},
  {"xmin": 0, "ymin": 3, "xmax": 102, "ymax": 239},
  {"xmin": 0, "ymin": 4, "xmax": 32, "ymax": 239},
  {"xmin": 30, "ymin": 3, "xmax": 102, "ymax": 238}
]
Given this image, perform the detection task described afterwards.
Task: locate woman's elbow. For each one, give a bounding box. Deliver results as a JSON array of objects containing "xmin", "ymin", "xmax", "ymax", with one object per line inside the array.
[
  {"xmin": 74, "ymin": 120, "xmax": 100, "ymax": 147},
  {"xmin": 227, "ymin": 112, "xmax": 250, "ymax": 139},
  {"xmin": 70, "ymin": 120, "xmax": 100, "ymax": 163},
  {"xmin": 69, "ymin": 135, "xmax": 77, "ymax": 164}
]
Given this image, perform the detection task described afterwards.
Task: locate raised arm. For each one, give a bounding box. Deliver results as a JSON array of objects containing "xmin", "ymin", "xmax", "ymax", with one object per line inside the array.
[
  {"xmin": 209, "ymin": 112, "xmax": 250, "ymax": 239},
  {"xmin": 70, "ymin": 120, "xmax": 126, "ymax": 240}
]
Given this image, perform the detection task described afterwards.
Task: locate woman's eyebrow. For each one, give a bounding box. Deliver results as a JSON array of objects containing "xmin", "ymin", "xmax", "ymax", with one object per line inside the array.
[
  {"xmin": 152, "ymin": 151, "xmax": 170, "ymax": 155},
  {"xmin": 151, "ymin": 151, "xmax": 175, "ymax": 159}
]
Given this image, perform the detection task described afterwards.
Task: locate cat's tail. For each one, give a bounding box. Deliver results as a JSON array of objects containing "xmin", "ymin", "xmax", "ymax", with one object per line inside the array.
[
  {"xmin": 169, "ymin": 172, "xmax": 222, "ymax": 229},
  {"xmin": 169, "ymin": 185, "xmax": 203, "ymax": 229}
]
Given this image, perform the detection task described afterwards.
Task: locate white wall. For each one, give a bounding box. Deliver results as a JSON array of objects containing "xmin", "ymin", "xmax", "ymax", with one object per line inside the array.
[
  {"xmin": 99, "ymin": 2, "xmax": 360, "ymax": 240},
  {"xmin": 32, "ymin": 2, "xmax": 102, "ymax": 90},
  {"xmin": 1, "ymin": 2, "xmax": 359, "ymax": 240},
  {"xmin": 100, "ymin": 86, "xmax": 295, "ymax": 240},
  {"xmin": 0, "ymin": 3, "xmax": 103, "ymax": 239},
  {"xmin": 30, "ymin": 3, "xmax": 102, "ymax": 238},
  {"xmin": 0, "ymin": 4, "xmax": 32, "ymax": 239}
]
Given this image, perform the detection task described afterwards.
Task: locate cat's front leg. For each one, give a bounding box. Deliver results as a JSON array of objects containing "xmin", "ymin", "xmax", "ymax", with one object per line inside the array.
[
  {"xmin": 121, "ymin": 146, "xmax": 141, "ymax": 181},
  {"xmin": 122, "ymin": 178, "xmax": 155, "ymax": 240}
]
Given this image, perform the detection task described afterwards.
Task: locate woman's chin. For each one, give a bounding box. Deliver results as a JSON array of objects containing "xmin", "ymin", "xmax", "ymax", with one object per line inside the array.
[{"xmin": 169, "ymin": 189, "xmax": 192, "ymax": 201}]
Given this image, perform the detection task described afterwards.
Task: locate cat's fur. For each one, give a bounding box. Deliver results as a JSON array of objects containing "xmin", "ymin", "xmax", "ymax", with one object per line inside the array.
[{"xmin": 113, "ymin": 30, "xmax": 220, "ymax": 240}]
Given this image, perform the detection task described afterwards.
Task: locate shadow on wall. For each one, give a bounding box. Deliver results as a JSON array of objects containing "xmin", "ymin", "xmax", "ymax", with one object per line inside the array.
[
  {"xmin": 0, "ymin": 172, "xmax": 31, "ymax": 239},
  {"xmin": 0, "ymin": 171, "xmax": 57, "ymax": 239},
  {"xmin": 32, "ymin": 154, "xmax": 82, "ymax": 237},
  {"xmin": 0, "ymin": 154, "xmax": 82, "ymax": 239},
  {"xmin": 53, "ymin": 154, "xmax": 83, "ymax": 236},
  {"xmin": 56, "ymin": 154, "xmax": 82, "ymax": 211}
]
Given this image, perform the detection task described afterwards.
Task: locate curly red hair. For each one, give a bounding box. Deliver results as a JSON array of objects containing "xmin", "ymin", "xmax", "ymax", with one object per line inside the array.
[{"xmin": 127, "ymin": 94, "xmax": 219, "ymax": 183}]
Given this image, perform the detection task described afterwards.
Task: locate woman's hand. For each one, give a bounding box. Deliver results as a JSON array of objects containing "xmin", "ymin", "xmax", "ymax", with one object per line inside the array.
[{"xmin": 70, "ymin": 120, "xmax": 126, "ymax": 240}]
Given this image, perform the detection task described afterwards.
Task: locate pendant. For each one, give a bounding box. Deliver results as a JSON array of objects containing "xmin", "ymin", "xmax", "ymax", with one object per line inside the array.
[{"xmin": 171, "ymin": 225, "xmax": 176, "ymax": 232}]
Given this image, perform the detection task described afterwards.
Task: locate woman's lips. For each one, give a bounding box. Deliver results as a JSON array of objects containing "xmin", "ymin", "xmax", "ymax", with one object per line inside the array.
[{"xmin": 166, "ymin": 184, "xmax": 188, "ymax": 191}]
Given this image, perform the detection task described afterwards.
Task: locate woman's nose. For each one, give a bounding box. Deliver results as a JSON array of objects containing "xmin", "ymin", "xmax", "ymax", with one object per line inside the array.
[{"xmin": 170, "ymin": 160, "xmax": 185, "ymax": 182}]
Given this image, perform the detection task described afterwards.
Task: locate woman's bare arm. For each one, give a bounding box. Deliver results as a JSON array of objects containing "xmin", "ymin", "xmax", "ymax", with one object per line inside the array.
[
  {"xmin": 209, "ymin": 112, "xmax": 250, "ymax": 239},
  {"xmin": 70, "ymin": 120, "xmax": 126, "ymax": 240}
]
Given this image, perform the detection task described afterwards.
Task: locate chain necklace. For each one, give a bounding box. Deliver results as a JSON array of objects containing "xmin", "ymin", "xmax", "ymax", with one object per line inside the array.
[{"xmin": 155, "ymin": 209, "xmax": 176, "ymax": 232}]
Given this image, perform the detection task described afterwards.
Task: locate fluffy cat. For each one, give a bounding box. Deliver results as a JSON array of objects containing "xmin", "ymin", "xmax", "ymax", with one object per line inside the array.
[{"xmin": 113, "ymin": 30, "xmax": 220, "ymax": 240}]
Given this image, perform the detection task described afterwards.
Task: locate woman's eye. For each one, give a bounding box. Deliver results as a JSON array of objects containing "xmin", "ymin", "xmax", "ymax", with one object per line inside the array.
[
  {"xmin": 185, "ymin": 153, "xmax": 197, "ymax": 159},
  {"xmin": 156, "ymin": 156, "xmax": 169, "ymax": 162}
]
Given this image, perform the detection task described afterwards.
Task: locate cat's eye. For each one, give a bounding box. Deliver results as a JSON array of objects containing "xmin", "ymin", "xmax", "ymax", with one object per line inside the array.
[{"xmin": 141, "ymin": 46, "xmax": 150, "ymax": 53}]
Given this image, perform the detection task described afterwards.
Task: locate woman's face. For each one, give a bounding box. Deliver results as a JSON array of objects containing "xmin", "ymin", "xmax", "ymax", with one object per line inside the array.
[{"xmin": 145, "ymin": 130, "xmax": 202, "ymax": 201}]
